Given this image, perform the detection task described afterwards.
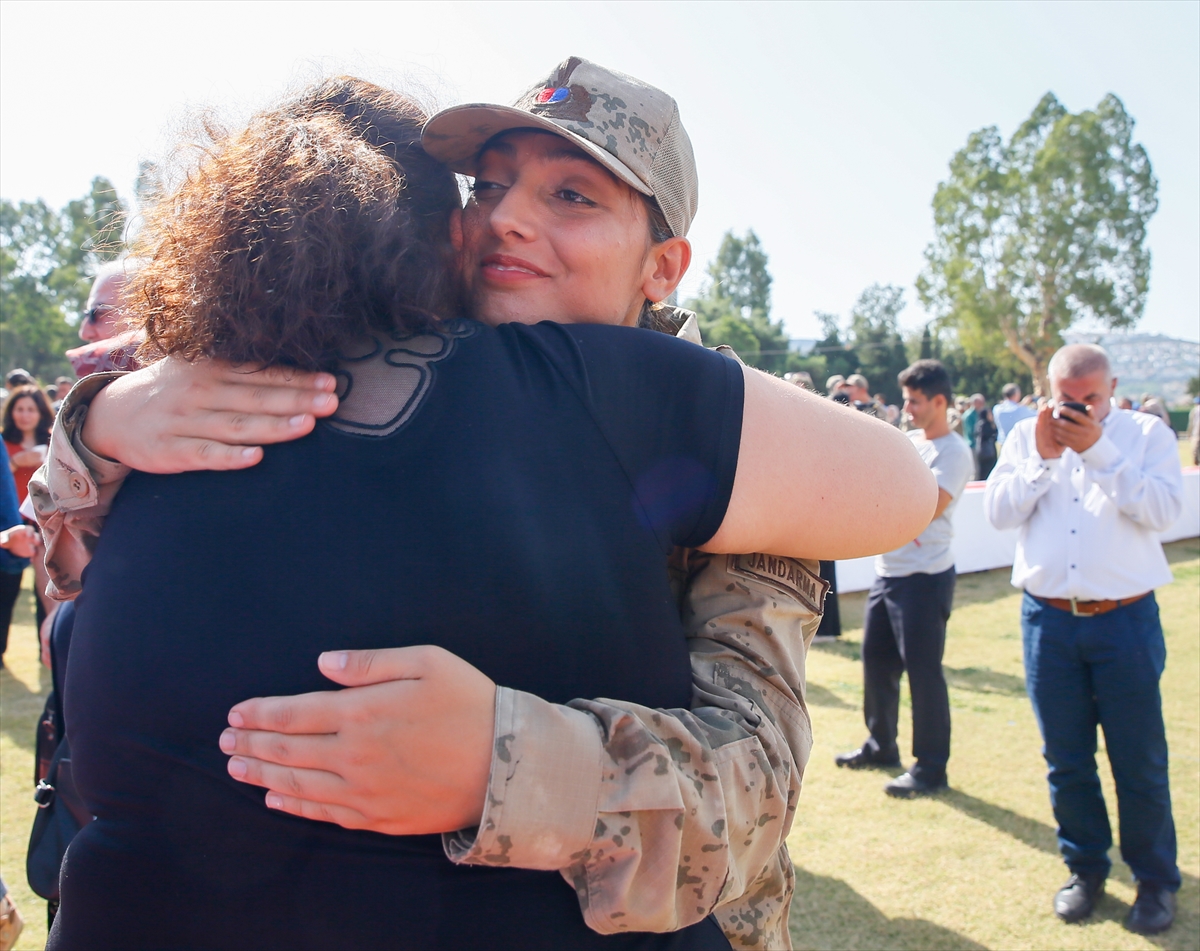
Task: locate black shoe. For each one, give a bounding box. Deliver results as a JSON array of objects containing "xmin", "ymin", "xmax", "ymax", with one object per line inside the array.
[
  {"xmin": 1125, "ymin": 883, "xmax": 1175, "ymax": 935},
  {"xmin": 835, "ymin": 746, "xmax": 900, "ymax": 770},
  {"xmin": 1053, "ymin": 873, "xmax": 1105, "ymax": 923},
  {"xmin": 883, "ymin": 770, "xmax": 947, "ymax": 798}
]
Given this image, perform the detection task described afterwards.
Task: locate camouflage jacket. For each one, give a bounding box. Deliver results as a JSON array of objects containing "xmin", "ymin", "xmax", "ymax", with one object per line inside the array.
[{"xmin": 30, "ymin": 368, "xmax": 825, "ymax": 951}]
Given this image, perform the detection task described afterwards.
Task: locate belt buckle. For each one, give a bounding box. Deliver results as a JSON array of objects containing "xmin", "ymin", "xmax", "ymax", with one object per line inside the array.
[{"xmin": 1070, "ymin": 597, "xmax": 1091, "ymax": 618}]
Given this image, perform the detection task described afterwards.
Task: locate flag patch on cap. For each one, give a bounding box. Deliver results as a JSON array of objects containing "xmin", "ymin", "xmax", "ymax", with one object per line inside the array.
[{"xmin": 536, "ymin": 87, "xmax": 570, "ymax": 104}]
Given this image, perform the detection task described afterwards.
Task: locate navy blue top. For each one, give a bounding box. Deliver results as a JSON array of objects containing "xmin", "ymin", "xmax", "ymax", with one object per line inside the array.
[
  {"xmin": 53, "ymin": 321, "xmax": 743, "ymax": 951},
  {"xmin": 0, "ymin": 458, "xmax": 28, "ymax": 575}
]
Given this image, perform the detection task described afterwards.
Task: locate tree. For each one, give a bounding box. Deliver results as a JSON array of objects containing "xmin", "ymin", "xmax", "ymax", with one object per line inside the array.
[
  {"xmin": 918, "ymin": 93, "xmax": 1158, "ymax": 396},
  {"xmin": 846, "ymin": 284, "xmax": 910, "ymax": 405},
  {"xmin": 687, "ymin": 229, "xmax": 794, "ymax": 374},
  {"xmin": 1, "ymin": 177, "xmax": 126, "ymax": 380},
  {"xmin": 1188, "ymin": 376, "xmax": 1200, "ymax": 399}
]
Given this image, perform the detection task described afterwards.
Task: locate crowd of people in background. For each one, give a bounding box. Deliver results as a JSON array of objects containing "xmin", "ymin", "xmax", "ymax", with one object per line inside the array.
[{"xmin": 0, "ymin": 136, "xmax": 1194, "ymax": 945}]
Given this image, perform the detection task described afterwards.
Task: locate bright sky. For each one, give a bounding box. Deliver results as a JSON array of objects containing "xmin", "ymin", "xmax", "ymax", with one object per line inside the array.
[{"xmin": 2, "ymin": 0, "xmax": 1197, "ymax": 342}]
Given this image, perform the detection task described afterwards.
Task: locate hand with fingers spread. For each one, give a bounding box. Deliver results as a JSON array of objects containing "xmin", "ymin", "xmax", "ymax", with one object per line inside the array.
[
  {"xmin": 81, "ymin": 355, "xmax": 340, "ymax": 473},
  {"xmin": 1049, "ymin": 401, "xmax": 1103, "ymax": 454},
  {"xmin": 220, "ymin": 645, "xmax": 496, "ymax": 835}
]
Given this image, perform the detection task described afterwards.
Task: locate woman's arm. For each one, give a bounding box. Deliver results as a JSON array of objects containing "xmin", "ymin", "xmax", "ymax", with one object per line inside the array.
[
  {"xmin": 27, "ymin": 360, "xmax": 338, "ymax": 599},
  {"xmin": 704, "ymin": 365, "xmax": 938, "ymax": 559}
]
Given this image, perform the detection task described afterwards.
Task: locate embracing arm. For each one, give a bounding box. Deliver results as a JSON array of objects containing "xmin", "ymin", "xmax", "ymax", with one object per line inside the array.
[
  {"xmin": 444, "ymin": 550, "xmax": 816, "ymax": 946},
  {"xmin": 704, "ymin": 366, "xmax": 937, "ymax": 559},
  {"xmin": 28, "ymin": 359, "xmax": 339, "ymax": 599}
]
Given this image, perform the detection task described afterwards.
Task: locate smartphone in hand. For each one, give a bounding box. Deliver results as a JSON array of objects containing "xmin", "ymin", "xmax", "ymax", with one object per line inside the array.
[{"xmin": 1055, "ymin": 401, "xmax": 1089, "ymax": 422}]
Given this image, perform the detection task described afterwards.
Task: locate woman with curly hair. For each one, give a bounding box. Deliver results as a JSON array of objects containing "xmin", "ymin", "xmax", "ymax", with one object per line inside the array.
[{"xmin": 46, "ymin": 75, "xmax": 934, "ymax": 950}]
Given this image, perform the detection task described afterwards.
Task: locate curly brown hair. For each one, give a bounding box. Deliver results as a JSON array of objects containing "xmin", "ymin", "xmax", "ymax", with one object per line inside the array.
[
  {"xmin": 2, "ymin": 385, "xmax": 54, "ymax": 446},
  {"xmin": 130, "ymin": 77, "xmax": 463, "ymax": 371}
]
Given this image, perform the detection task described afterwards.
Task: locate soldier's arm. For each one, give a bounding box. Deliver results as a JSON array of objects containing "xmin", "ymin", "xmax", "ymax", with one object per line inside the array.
[
  {"xmin": 444, "ymin": 550, "xmax": 821, "ymax": 950},
  {"xmin": 29, "ymin": 373, "xmax": 133, "ymax": 600}
]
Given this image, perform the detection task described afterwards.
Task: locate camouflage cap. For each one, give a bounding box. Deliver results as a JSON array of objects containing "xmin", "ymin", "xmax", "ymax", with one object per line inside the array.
[{"xmin": 422, "ymin": 56, "xmax": 698, "ymax": 238}]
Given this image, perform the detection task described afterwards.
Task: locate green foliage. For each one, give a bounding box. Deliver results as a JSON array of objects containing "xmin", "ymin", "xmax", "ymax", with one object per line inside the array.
[
  {"xmin": 1188, "ymin": 375, "xmax": 1199, "ymax": 398},
  {"xmin": 919, "ymin": 93, "xmax": 1158, "ymax": 396},
  {"xmin": 846, "ymin": 284, "xmax": 910, "ymax": 404},
  {"xmin": 1, "ymin": 178, "xmax": 126, "ymax": 380},
  {"xmin": 810, "ymin": 286, "xmax": 909, "ymax": 403},
  {"xmin": 687, "ymin": 229, "xmax": 799, "ymax": 374}
]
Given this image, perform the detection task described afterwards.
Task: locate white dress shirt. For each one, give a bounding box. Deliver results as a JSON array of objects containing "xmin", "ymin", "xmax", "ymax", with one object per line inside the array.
[{"xmin": 984, "ymin": 408, "xmax": 1183, "ymax": 600}]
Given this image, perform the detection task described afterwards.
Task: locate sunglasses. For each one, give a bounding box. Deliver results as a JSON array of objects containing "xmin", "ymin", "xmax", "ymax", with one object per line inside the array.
[{"xmin": 84, "ymin": 304, "xmax": 116, "ymax": 324}]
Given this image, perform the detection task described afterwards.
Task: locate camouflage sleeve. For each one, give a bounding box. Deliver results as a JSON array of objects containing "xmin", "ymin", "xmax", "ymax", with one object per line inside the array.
[
  {"xmin": 444, "ymin": 550, "xmax": 826, "ymax": 951},
  {"xmin": 27, "ymin": 372, "xmax": 132, "ymax": 600}
]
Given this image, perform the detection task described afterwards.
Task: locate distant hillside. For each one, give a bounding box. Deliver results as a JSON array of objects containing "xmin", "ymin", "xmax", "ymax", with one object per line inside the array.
[{"xmin": 1064, "ymin": 332, "xmax": 1199, "ymax": 406}]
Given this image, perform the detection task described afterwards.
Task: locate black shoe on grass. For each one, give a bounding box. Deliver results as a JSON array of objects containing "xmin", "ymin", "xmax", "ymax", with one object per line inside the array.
[
  {"xmin": 1124, "ymin": 883, "xmax": 1175, "ymax": 935},
  {"xmin": 883, "ymin": 770, "xmax": 947, "ymax": 798},
  {"xmin": 835, "ymin": 746, "xmax": 900, "ymax": 770},
  {"xmin": 1053, "ymin": 873, "xmax": 1105, "ymax": 923}
]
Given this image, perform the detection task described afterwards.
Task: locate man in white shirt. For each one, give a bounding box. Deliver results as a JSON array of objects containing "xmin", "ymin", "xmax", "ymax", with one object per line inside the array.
[
  {"xmin": 993, "ymin": 382, "xmax": 1035, "ymax": 444},
  {"xmin": 985, "ymin": 343, "xmax": 1183, "ymax": 936},
  {"xmin": 836, "ymin": 360, "xmax": 973, "ymax": 797}
]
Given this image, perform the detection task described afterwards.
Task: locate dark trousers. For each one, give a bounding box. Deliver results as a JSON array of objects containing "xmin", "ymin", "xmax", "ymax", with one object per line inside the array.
[
  {"xmin": 816, "ymin": 560, "xmax": 840, "ymax": 638},
  {"xmin": 861, "ymin": 568, "xmax": 955, "ymax": 780},
  {"xmin": 0, "ymin": 569, "xmax": 22, "ymax": 658},
  {"xmin": 1022, "ymin": 592, "xmax": 1179, "ymax": 889}
]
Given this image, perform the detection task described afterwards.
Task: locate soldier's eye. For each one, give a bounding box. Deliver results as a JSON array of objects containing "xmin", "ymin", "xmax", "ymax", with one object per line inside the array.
[{"xmin": 557, "ymin": 189, "xmax": 596, "ymax": 206}]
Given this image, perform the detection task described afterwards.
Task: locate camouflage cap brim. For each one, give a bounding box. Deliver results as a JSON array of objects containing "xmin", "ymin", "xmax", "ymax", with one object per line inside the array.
[{"xmin": 422, "ymin": 103, "xmax": 654, "ymax": 199}]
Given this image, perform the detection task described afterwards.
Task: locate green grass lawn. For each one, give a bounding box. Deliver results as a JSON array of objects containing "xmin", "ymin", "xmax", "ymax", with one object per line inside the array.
[
  {"xmin": 788, "ymin": 537, "xmax": 1199, "ymax": 951},
  {"xmin": 1, "ymin": 542, "xmax": 1197, "ymax": 950}
]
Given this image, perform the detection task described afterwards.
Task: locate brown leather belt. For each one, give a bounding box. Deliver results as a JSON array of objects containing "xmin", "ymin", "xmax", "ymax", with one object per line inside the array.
[{"xmin": 1031, "ymin": 591, "xmax": 1151, "ymax": 617}]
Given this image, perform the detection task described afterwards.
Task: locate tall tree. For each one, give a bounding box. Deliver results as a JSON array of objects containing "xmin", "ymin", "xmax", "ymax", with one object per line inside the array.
[
  {"xmin": 1, "ymin": 177, "xmax": 126, "ymax": 379},
  {"xmin": 918, "ymin": 93, "xmax": 1158, "ymax": 395},
  {"xmin": 688, "ymin": 229, "xmax": 793, "ymax": 374},
  {"xmin": 846, "ymin": 284, "xmax": 910, "ymax": 404}
]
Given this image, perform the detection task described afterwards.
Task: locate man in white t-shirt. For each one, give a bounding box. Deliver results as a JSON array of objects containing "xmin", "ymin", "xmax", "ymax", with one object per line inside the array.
[{"xmin": 836, "ymin": 360, "xmax": 973, "ymax": 796}]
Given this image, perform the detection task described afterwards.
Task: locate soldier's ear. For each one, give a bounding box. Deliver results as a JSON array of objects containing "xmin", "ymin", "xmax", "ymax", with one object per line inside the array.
[{"xmin": 641, "ymin": 236, "xmax": 690, "ymax": 305}]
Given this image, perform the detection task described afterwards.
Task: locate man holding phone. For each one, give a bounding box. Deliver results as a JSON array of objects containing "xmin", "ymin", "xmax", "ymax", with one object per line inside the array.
[{"xmin": 985, "ymin": 344, "xmax": 1183, "ymax": 936}]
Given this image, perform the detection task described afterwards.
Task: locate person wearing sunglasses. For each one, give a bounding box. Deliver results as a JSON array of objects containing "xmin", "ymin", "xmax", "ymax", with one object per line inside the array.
[{"xmin": 64, "ymin": 263, "xmax": 143, "ymax": 378}]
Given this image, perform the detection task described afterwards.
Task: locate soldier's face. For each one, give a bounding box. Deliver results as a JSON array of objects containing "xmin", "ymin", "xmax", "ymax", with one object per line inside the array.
[{"xmin": 458, "ymin": 131, "xmax": 658, "ymax": 329}]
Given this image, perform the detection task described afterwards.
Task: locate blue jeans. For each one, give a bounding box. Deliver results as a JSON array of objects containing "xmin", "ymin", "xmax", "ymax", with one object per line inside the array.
[{"xmin": 1022, "ymin": 592, "xmax": 1179, "ymax": 889}]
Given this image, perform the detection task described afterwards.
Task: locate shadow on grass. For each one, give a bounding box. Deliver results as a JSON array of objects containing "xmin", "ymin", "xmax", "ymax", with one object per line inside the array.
[
  {"xmin": 805, "ymin": 682, "xmax": 855, "ymax": 709},
  {"xmin": 939, "ymin": 789, "xmax": 1199, "ymax": 950},
  {"xmin": 788, "ymin": 865, "xmax": 988, "ymax": 950},
  {"xmin": 810, "ymin": 638, "xmax": 860, "ymax": 661},
  {"xmin": 1164, "ymin": 537, "xmax": 1198, "ymax": 566},
  {"xmin": 943, "ymin": 666, "xmax": 1026, "ymax": 696},
  {"xmin": 0, "ymin": 666, "xmax": 43, "ymax": 752}
]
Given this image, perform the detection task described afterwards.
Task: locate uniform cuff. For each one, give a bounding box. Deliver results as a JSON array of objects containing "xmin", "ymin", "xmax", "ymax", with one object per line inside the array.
[
  {"xmin": 442, "ymin": 686, "xmax": 603, "ymax": 871},
  {"xmin": 60, "ymin": 372, "xmax": 132, "ymax": 488}
]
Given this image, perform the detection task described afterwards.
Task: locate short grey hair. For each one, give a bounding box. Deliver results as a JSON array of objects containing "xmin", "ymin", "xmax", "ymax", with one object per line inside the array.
[
  {"xmin": 846, "ymin": 373, "xmax": 869, "ymax": 391},
  {"xmin": 1002, "ymin": 383, "xmax": 1021, "ymax": 399},
  {"xmin": 1048, "ymin": 343, "xmax": 1112, "ymax": 382}
]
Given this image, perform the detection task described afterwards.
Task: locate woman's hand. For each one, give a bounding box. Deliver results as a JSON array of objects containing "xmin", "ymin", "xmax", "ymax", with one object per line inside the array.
[
  {"xmin": 0, "ymin": 524, "xmax": 37, "ymax": 559},
  {"xmin": 81, "ymin": 356, "xmax": 340, "ymax": 473},
  {"xmin": 12, "ymin": 446, "xmax": 47, "ymax": 468},
  {"xmin": 219, "ymin": 645, "xmax": 497, "ymax": 836}
]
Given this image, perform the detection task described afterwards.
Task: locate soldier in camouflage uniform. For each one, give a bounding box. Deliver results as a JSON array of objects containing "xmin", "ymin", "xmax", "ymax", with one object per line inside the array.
[{"xmin": 31, "ymin": 60, "xmax": 829, "ymax": 950}]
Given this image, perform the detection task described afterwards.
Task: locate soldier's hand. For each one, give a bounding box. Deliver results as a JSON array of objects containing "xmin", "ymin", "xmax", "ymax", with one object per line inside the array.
[
  {"xmin": 82, "ymin": 355, "xmax": 339, "ymax": 473},
  {"xmin": 219, "ymin": 645, "xmax": 496, "ymax": 836}
]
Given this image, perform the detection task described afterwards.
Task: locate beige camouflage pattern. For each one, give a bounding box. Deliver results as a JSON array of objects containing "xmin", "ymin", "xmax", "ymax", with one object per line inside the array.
[
  {"xmin": 422, "ymin": 56, "xmax": 698, "ymax": 239},
  {"xmin": 29, "ymin": 372, "xmax": 132, "ymax": 601},
  {"xmin": 444, "ymin": 549, "xmax": 823, "ymax": 949},
  {"xmin": 31, "ymin": 360, "xmax": 824, "ymax": 951}
]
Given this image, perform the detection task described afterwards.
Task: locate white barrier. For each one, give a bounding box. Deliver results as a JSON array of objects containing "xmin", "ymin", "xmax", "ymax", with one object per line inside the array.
[{"xmin": 835, "ymin": 466, "xmax": 1200, "ymax": 594}]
